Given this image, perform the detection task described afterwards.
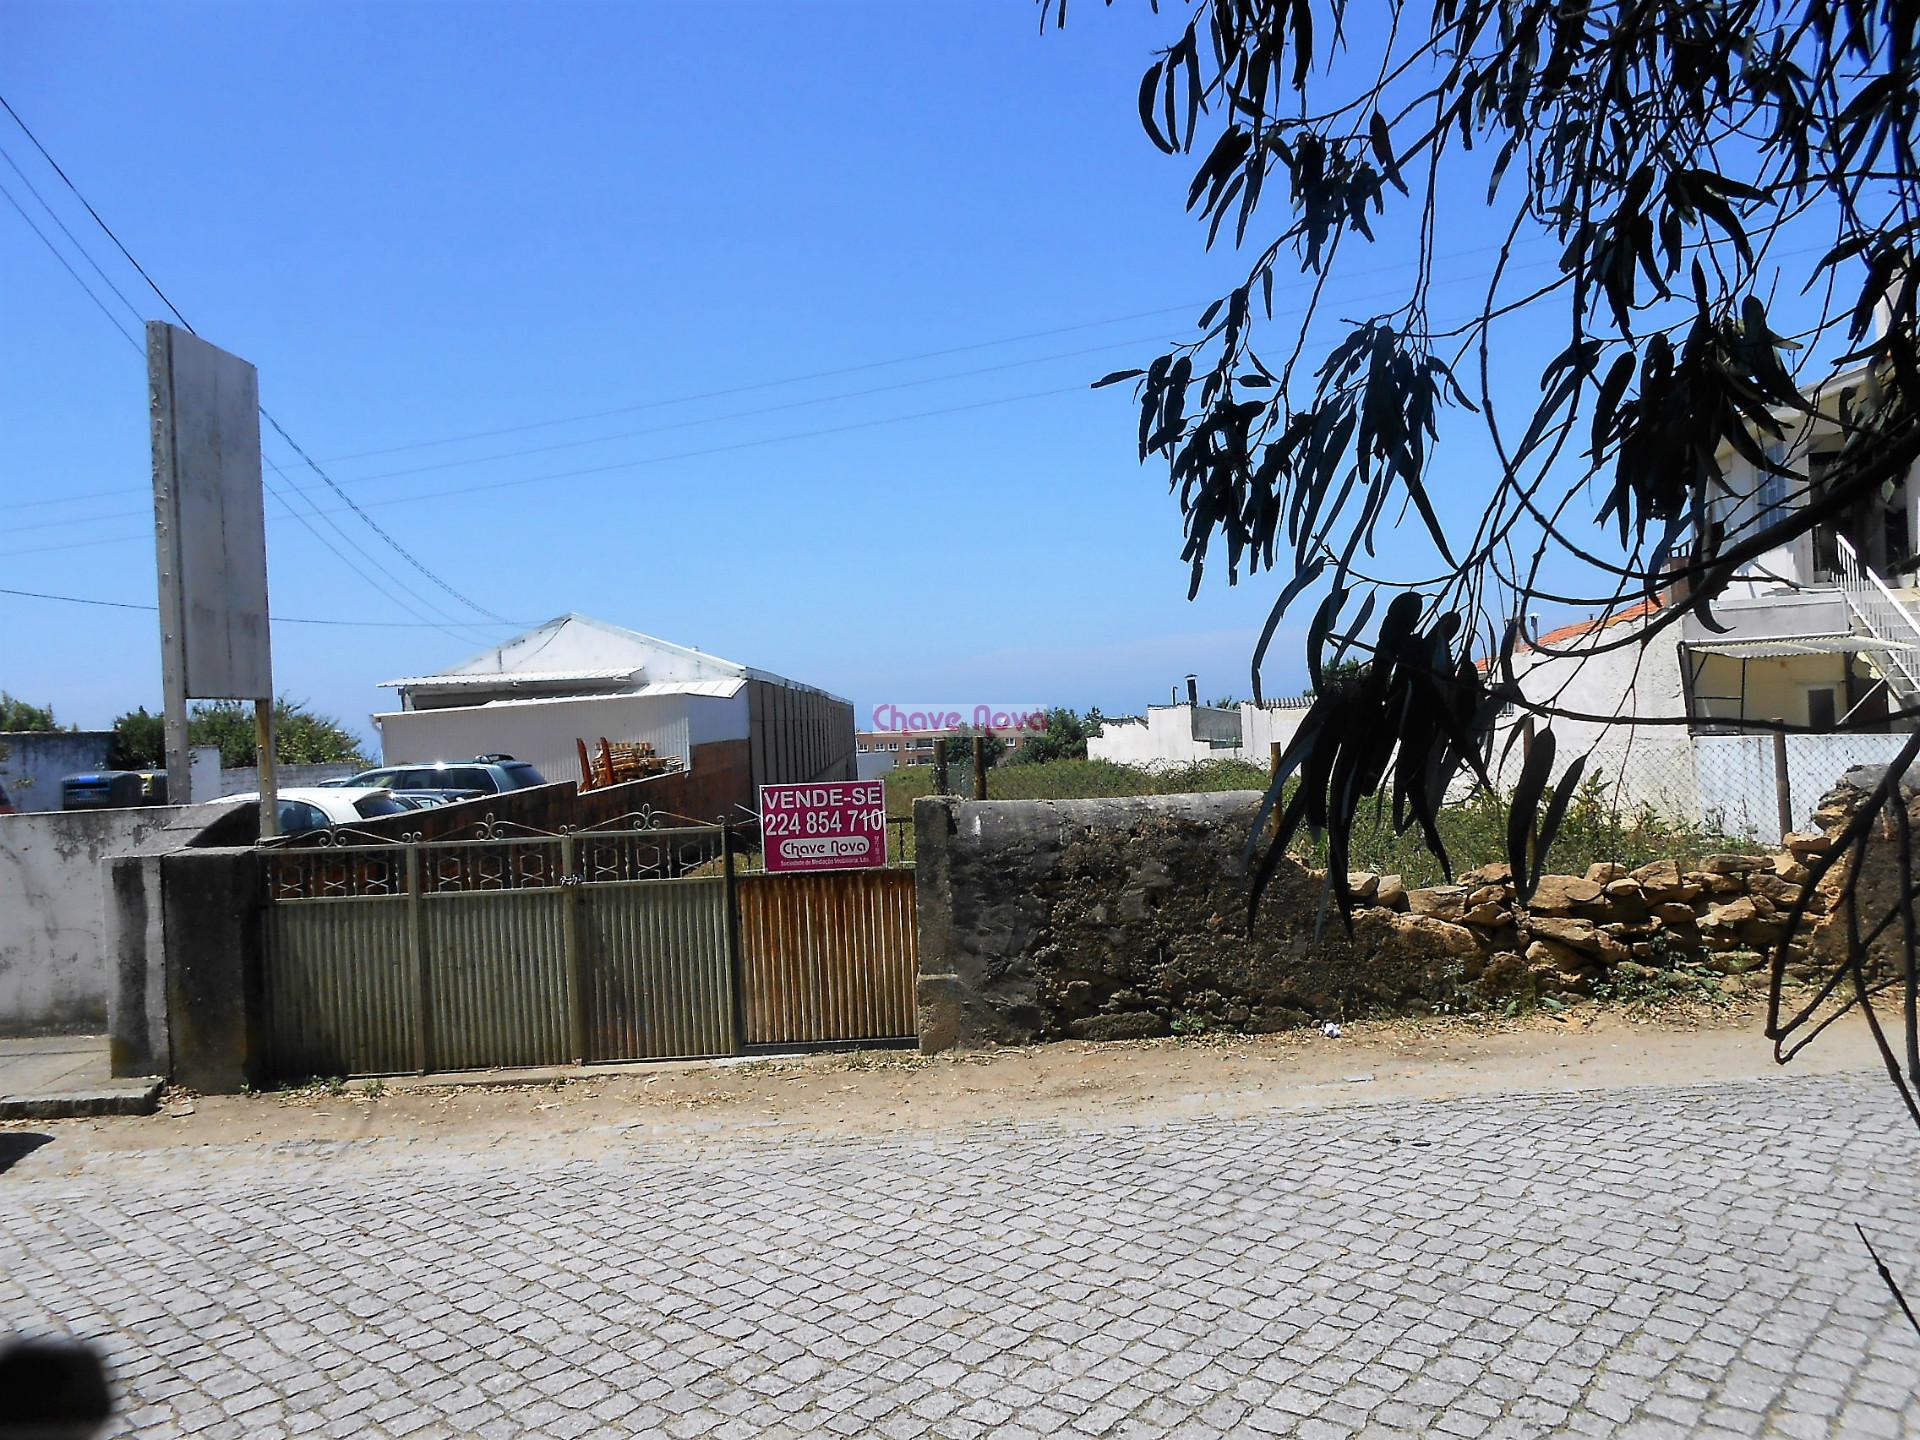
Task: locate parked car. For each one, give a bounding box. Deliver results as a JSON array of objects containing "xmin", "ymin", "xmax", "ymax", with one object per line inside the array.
[
  {"xmin": 62, "ymin": 770, "xmax": 168, "ymax": 810},
  {"xmin": 387, "ymin": 788, "xmax": 469, "ymax": 807},
  {"xmin": 219, "ymin": 786, "xmax": 414, "ymax": 836},
  {"xmin": 344, "ymin": 755, "xmax": 546, "ymax": 796}
]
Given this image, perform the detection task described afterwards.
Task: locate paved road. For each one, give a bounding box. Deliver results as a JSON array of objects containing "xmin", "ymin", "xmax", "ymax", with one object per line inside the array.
[{"xmin": 3, "ymin": 1072, "xmax": 1918, "ymax": 1439}]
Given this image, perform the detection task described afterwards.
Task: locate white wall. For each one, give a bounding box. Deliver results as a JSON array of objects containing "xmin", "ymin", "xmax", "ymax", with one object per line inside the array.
[
  {"xmin": 1089, "ymin": 703, "xmax": 1309, "ymax": 769},
  {"xmin": 375, "ymin": 691, "xmax": 750, "ymax": 790},
  {"xmin": 211, "ymin": 761, "xmax": 359, "ymax": 796},
  {"xmin": 0, "ymin": 804, "xmax": 239, "ymax": 1035},
  {"xmin": 1480, "ymin": 617, "xmax": 1698, "ymax": 815}
]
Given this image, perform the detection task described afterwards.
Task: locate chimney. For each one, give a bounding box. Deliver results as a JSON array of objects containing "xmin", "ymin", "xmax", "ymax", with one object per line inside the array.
[{"xmin": 1185, "ymin": 674, "xmax": 1199, "ymax": 708}]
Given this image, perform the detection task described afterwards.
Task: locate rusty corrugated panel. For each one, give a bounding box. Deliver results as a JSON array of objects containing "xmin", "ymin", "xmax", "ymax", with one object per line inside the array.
[
  {"xmin": 738, "ymin": 869, "xmax": 917, "ymax": 1045},
  {"xmin": 264, "ymin": 896, "xmax": 416, "ymax": 1077},
  {"xmin": 579, "ymin": 878, "xmax": 732, "ymax": 1061},
  {"xmin": 425, "ymin": 890, "xmax": 571, "ymax": 1070}
]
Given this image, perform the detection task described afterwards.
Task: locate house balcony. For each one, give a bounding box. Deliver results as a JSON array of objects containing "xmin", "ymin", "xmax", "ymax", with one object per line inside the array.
[{"xmin": 1679, "ymin": 544, "xmax": 1920, "ymax": 732}]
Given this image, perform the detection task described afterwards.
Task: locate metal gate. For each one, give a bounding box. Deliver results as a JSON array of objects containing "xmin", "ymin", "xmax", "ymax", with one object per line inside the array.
[
  {"xmin": 738, "ymin": 868, "xmax": 917, "ymax": 1045},
  {"xmin": 260, "ymin": 812, "xmax": 919, "ymax": 1078}
]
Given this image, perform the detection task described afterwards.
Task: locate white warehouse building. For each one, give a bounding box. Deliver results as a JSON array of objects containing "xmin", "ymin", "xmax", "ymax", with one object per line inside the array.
[{"xmin": 373, "ymin": 614, "xmax": 855, "ymax": 799}]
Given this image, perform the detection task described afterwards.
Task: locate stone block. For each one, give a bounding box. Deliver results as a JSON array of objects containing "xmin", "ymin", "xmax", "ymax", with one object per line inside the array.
[
  {"xmin": 1527, "ymin": 874, "xmax": 1606, "ymax": 915},
  {"xmin": 1525, "ymin": 915, "xmax": 1631, "ymax": 965},
  {"xmin": 1067, "ymin": 1013, "xmax": 1168, "ymax": 1042},
  {"xmin": 1526, "ymin": 938, "xmax": 1597, "ymax": 975},
  {"xmin": 1407, "ymin": 886, "xmax": 1469, "ymax": 923}
]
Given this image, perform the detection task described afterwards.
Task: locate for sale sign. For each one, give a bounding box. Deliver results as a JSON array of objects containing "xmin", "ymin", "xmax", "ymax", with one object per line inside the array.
[{"xmin": 759, "ymin": 780, "xmax": 888, "ymax": 872}]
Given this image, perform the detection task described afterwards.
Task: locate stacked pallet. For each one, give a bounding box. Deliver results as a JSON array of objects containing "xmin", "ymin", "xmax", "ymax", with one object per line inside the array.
[{"xmin": 576, "ymin": 737, "xmax": 686, "ymax": 791}]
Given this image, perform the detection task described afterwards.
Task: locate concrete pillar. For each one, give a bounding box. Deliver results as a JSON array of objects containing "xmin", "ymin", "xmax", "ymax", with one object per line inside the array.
[
  {"xmin": 104, "ymin": 855, "xmax": 170, "ymax": 1079},
  {"xmin": 160, "ymin": 847, "xmax": 269, "ymax": 1094}
]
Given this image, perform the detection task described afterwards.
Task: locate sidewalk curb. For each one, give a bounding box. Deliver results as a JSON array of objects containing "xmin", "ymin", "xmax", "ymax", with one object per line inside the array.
[{"xmin": 0, "ymin": 1079, "xmax": 163, "ymax": 1120}]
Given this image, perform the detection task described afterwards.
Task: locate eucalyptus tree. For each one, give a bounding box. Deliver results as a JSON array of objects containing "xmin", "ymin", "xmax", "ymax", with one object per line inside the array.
[{"xmin": 1046, "ymin": 0, "xmax": 1920, "ymax": 1128}]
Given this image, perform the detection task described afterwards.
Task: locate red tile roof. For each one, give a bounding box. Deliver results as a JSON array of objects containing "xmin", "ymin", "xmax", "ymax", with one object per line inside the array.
[{"xmin": 1476, "ymin": 595, "xmax": 1663, "ymax": 670}]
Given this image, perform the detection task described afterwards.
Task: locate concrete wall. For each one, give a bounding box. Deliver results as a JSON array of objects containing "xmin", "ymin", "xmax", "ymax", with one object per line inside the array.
[
  {"xmin": 0, "ymin": 731, "xmax": 112, "ymax": 812},
  {"xmin": 1480, "ymin": 617, "xmax": 1699, "ymax": 816},
  {"xmin": 212, "ymin": 761, "xmax": 359, "ymax": 796},
  {"xmin": 0, "ymin": 802, "xmax": 243, "ymax": 1036},
  {"xmin": 914, "ymin": 792, "xmax": 1470, "ymax": 1051}
]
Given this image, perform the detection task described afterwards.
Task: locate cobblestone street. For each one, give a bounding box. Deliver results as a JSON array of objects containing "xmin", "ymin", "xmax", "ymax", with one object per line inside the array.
[{"xmin": 3, "ymin": 1070, "xmax": 1918, "ymax": 1438}]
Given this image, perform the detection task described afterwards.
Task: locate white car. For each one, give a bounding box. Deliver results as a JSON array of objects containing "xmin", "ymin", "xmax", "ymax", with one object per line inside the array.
[{"xmin": 218, "ymin": 786, "xmax": 415, "ymax": 836}]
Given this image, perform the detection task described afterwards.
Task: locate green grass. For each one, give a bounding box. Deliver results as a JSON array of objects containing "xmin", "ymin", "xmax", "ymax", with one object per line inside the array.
[
  {"xmin": 882, "ymin": 758, "xmax": 1269, "ymax": 818},
  {"xmin": 884, "ymin": 761, "xmax": 1758, "ymax": 885},
  {"xmin": 1296, "ymin": 780, "xmax": 1762, "ymax": 887}
]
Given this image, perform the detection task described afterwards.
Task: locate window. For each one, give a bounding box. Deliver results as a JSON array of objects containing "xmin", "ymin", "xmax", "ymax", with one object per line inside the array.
[
  {"xmin": 353, "ymin": 794, "xmax": 410, "ymax": 819},
  {"xmin": 277, "ymin": 801, "xmax": 329, "ymax": 834},
  {"xmin": 1755, "ymin": 441, "xmax": 1794, "ymax": 534},
  {"xmin": 499, "ymin": 762, "xmax": 544, "ymax": 789}
]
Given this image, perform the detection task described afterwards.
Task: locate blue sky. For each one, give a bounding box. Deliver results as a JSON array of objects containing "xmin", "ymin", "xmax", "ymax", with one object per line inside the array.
[{"xmin": 0, "ymin": 1, "xmax": 1821, "ymax": 745}]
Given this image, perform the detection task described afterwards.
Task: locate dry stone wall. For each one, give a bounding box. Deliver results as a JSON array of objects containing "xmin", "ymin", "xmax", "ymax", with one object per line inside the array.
[{"xmin": 915, "ymin": 785, "xmax": 1860, "ymax": 1052}]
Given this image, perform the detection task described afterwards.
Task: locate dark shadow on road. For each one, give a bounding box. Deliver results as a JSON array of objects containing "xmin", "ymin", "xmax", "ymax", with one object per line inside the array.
[{"xmin": 0, "ymin": 1133, "xmax": 53, "ymax": 1175}]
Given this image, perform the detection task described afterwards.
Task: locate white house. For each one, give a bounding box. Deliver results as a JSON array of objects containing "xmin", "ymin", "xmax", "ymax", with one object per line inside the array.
[
  {"xmin": 373, "ymin": 614, "xmax": 855, "ymax": 799},
  {"xmin": 1472, "ymin": 359, "xmax": 1920, "ymax": 836},
  {"xmin": 1089, "ymin": 692, "xmax": 1311, "ymax": 770}
]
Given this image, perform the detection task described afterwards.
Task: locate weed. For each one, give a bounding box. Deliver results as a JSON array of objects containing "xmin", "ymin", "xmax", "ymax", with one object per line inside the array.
[{"xmin": 889, "ymin": 764, "xmax": 1759, "ymax": 885}]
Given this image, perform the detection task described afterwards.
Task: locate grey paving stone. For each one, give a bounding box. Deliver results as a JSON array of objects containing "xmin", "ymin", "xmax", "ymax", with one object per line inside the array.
[{"xmin": 1, "ymin": 1072, "xmax": 1916, "ymax": 1438}]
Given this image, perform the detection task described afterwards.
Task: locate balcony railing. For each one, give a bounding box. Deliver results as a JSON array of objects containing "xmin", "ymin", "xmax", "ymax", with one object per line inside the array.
[{"xmin": 1833, "ymin": 533, "xmax": 1920, "ymax": 698}]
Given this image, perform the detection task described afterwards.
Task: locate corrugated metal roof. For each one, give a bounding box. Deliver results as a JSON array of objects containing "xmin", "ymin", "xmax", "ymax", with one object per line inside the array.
[
  {"xmin": 377, "ymin": 667, "xmax": 638, "ymax": 690},
  {"xmin": 371, "ymin": 679, "xmax": 745, "ymax": 718},
  {"xmin": 1683, "ymin": 632, "xmax": 1910, "ymax": 658}
]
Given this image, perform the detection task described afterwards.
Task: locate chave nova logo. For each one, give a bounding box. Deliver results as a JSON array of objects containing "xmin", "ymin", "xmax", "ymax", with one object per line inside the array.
[{"xmin": 869, "ymin": 703, "xmax": 1047, "ymax": 734}]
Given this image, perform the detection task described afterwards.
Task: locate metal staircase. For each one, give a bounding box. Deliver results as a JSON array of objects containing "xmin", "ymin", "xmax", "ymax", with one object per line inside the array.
[{"xmin": 1833, "ymin": 533, "xmax": 1920, "ymax": 706}]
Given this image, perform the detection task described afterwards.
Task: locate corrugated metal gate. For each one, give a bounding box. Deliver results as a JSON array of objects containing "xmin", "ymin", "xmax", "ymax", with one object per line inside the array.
[
  {"xmin": 260, "ymin": 813, "xmax": 917, "ymax": 1079},
  {"xmin": 738, "ymin": 869, "xmax": 917, "ymax": 1044}
]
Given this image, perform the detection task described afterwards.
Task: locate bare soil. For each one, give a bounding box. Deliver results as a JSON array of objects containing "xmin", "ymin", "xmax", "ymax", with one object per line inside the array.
[{"xmin": 3, "ymin": 996, "xmax": 1884, "ymax": 1175}]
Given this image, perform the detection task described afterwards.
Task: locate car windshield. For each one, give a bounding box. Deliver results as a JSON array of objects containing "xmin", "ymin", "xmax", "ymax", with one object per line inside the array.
[{"xmin": 353, "ymin": 794, "xmax": 410, "ymax": 819}]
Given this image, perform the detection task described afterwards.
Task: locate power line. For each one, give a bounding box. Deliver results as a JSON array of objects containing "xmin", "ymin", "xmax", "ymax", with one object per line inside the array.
[
  {"xmin": 0, "ymin": 137, "xmax": 150, "ymax": 325},
  {"xmin": 259, "ymin": 467, "xmax": 508, "ymax": 646},
  {"xmin": 309, "ymin": 240, "xmax": 1541, "ymax": 466},
  {"xmin": 0, "ymin": 175, "xmax": 142, "ymax": 352},
  {"xmin": 0, "ymin": 188, "xmax": 504, "ymax": 644},
  {"xmin": 0, "ymin": 381, "xmax": 1094, "ymax": 561},
  {"xmin": 0, "ymin": 88, "xmax": 512, "ymax": 626},
  {"xmin": 0, "ymin": 91, "xmax": 193, "ymax": 328},
  {"xmin": 259, "ymin": 410, "xmax": 512, "ymax": 623},
  {"xmin": 0, "ymin": 583, "xmax": 524, "ymax": 628},
  {"xmin": 1, "ymin": 330, "xmax": 1173, "ymax": 532},
  {"xmin": 0, "ymin": 180, "xmax": 501, "ymax": 641}
]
